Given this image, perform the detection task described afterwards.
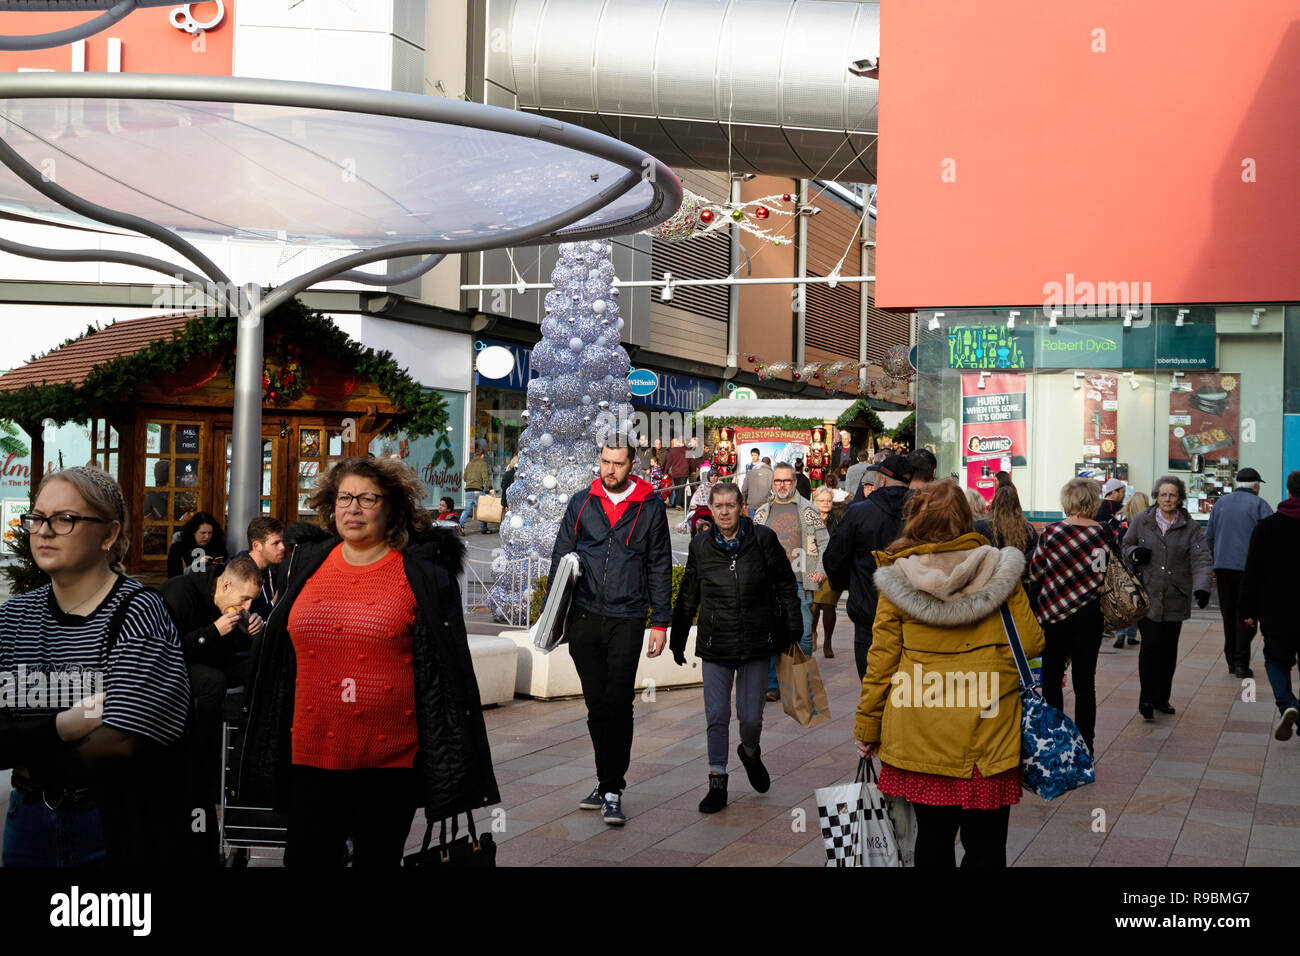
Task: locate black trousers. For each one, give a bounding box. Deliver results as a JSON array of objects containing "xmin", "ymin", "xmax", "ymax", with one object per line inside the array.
[
  {"xmin": 1215, "ymin": 569, "xmax": 1257, "ymax": 669},
  {"xmin": 567, "ymin": 608, "xmax": 644, "ymax": 794},
  {"xmin": 1040, "ymin": 601, "xmax": 1103, "ymax": 751},
  {"xmin": 286, "ymin": 766, "xmax": 418, "ymax": 868},
  {"xmin": 912, "ymin": 803, "xmax": 1011, "ymax": 868},
  {"xmin": 1138, "ymin": 618, "xmax": 1184, "ymax": 707},
  {"xmin": 854, "ymin": 620, "xmax": 873, "ymax": 682}
]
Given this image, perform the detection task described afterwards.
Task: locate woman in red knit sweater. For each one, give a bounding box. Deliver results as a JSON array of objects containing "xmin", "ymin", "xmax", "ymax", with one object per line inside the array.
[{"xmin": 239, "ymin": 457, "xmax": 499, "ymax": 867}]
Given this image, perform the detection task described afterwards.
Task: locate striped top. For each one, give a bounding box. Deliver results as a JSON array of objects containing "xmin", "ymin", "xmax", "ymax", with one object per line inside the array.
[{"xmin": 0, "ymin": 576, "xmax": 190, "ymax": 746}]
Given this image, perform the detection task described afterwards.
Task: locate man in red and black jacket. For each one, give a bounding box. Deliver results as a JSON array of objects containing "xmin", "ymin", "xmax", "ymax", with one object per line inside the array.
[{"xmin": 547, "ymin": 442, "xmax": 673, "ymax": 826}]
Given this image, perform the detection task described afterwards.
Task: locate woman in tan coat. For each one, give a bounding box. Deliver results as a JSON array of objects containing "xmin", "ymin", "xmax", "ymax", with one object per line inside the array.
[{"xmin": 854, "ymin": 479, "xmax": 1044, "ymax": 867}]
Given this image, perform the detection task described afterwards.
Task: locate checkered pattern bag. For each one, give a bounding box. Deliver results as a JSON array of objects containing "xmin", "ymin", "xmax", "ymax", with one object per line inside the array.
[{"xmin": 815, "ymin": 759, "xmax": 900, "ymax": 867}]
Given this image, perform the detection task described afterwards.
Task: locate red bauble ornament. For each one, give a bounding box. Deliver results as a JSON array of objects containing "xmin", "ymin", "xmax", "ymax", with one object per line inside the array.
[
  {"xmin": 813, "ymin": 371, "xmax": 820, "ymax": 379},
  {"xmin": 793, "ymin": 371, "xmax": 801, "ymax": 380},
  {"xmin": 747, "ymin": 355, "xmax": 755, "ymax": 363},
  {"xmin": 700, "ymin": 209, "xmax": 715, "ymax": 224},
  {"xmin": 782, "ymin": 193, "xmax": 792, "ymax": 201},
  {"xmin": 755, "ymin": 206, "xmax": 770, "ymax": 220},
  {"xmin": 268, "ymin": 391, "xmax": 278, "ymax": 400},
  {"xmin": 871, "ymin": 388, "xmax": 878, "ymax": 395}
]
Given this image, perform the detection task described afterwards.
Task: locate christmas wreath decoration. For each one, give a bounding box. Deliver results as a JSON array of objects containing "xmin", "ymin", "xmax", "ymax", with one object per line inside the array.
[{"xmin": 241, "ymin": 341, "xmax": 306, "ymax": 404}]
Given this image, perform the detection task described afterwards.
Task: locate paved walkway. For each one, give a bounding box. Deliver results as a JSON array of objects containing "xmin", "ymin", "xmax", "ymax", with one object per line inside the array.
[
  {"xmin": 4, "ymin": 553, "xmax": 1296, "ymax": 867},
  {"xmin": 450, "ymin": 610, "xmax": 1299, "ymax": 867}
]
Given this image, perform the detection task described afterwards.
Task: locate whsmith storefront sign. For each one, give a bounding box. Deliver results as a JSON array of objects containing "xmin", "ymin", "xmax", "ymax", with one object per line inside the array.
[{"xmin": 631, "ymin": 369, "xmax": 718, "ymax": 413}]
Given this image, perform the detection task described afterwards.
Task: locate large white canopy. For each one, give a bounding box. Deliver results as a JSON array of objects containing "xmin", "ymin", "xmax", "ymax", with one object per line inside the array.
[{"xmin": 0, "ymin": 73, "xmax": 680, "ymax": 249}]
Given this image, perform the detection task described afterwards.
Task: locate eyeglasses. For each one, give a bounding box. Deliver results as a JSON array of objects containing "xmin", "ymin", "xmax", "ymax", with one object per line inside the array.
[
  {"xmin": 773, "ymin": 479, "xmax": 795, "ymax": 485},
  {"xmin": 20, "ymin": 513, "xmax": 107, "ymax": 535},
  {"xmin": 335, "ymin": 492, "xmax": 385, "ymax": 510}
]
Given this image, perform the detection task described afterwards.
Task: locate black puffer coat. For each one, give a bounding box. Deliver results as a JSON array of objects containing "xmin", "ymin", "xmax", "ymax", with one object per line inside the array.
[
  {"xmin": 669, "ymin": 520, "xmax": 803, "ymax": 664},
  {"xmin": 235, "ymin": 524, "xmax": 500, "ymax": 819}
]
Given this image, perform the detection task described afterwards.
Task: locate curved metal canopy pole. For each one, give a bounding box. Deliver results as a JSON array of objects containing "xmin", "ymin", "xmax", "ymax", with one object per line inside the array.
[
  {"xmin": 258, "ymin": 168, "xmax": 645, "ymax": 315},
  {"xmin": 0, "ymin": 0, "xmax": 140, "ymax": 52},
  {"xmin": 334, "ymin": 254, "xmax": 446, "ymax": 287},
  {"xmin": 0, "ymin": 235, "xmax": 221, "ymax": 298},
  {"xmin": 0, "ymin": 136, "xmax": 242, "ymax": 316}
]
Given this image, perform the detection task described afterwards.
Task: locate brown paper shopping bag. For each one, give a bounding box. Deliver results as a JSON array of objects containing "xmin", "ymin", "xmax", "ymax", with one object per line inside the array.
[
  {"xmin": 475, "ymin": 492, "xmax": 503, "ymax": 524},
  {"xmin": 775, "ymin": 644, "xmax": 832, "ymax": 728}
]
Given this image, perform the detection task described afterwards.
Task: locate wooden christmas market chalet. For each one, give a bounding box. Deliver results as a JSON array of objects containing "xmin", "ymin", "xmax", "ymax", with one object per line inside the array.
[{"xmin": 0, "ymin": 301, "xmax": 444, "ymax": 576}]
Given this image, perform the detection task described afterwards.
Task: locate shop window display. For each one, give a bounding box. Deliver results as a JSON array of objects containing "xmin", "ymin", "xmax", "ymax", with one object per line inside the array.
[{"xmin": 916, "ymin": 307, "xmax": 1285, "ymax": 521}]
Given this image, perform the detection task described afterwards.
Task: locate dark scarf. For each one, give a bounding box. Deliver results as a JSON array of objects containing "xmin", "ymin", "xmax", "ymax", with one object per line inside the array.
[{"xmin": 712, "ymin": 516, "xmax": 752, "ymax": 556}]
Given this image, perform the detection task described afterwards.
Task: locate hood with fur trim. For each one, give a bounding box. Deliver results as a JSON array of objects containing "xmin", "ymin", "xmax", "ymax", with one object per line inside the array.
[{"xmin": 873, "ymin": 534, "xmax": 1026, "ymax": 628}]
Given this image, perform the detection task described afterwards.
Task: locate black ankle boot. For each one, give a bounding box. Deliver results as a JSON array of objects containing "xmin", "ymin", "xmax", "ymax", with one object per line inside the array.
[
  {"xmin": 698, "ymin": 773, "xmax": 728, "ymax": 813},
  {"xmin": 737, "ymin": 743, "xmax": 771, "ymax": 793}
]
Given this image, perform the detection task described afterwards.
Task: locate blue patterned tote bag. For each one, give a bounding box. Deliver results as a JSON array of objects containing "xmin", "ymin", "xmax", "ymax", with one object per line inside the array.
[{"xmin": 998, "ymin": 605, "xmax": 1095, "ymax": 800}]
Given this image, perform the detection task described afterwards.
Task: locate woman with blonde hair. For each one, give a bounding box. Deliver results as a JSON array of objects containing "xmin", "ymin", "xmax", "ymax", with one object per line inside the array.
[
  {"xmin": 0, "ymin": 467, "xmax": 190, "ymax": 866},
  {"xmin": 1027, "ymin": 478, "xmax": 1109, "ymax": 754},
  {"xmin": 1111, "ymin": 492, "xmax": 1150, "ymax": 648},
  {"xmin": 965, "ymin": 488, "xmax": 988, "ymax": 518},
  {"xmin": 240, "ymin": 456, "xmax": 499, "ymax": 866},
  {"xmin": 855, "ymin": 479, "xmax": 1043, "ymax": 867}
]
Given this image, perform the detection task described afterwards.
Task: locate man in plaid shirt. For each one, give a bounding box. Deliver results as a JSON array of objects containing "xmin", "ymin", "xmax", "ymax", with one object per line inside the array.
[{"xmin": 1026, "ymin": 479, "xmax": 1109, "ymax": 754}]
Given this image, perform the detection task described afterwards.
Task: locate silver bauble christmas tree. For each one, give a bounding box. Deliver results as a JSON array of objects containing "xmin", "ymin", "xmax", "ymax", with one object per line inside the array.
[{"xmin": 487, "ymin": 239, "xmax": 635, "ymax": 623}]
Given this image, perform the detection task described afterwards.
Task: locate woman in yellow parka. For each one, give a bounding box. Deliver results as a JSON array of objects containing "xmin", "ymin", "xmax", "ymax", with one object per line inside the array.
[{"xmin": 854, "ymin": 479, "xmax": 1044, "ymax": 868}]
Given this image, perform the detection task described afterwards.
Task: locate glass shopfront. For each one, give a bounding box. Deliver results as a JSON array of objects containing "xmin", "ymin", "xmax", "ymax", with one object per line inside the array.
[
  {"xmin": 472, "ymin": 338, "xmax": 534, "ymax": 480},
  {"xmin": 916, "ymin": 306, "xmax": 1288, "ymax": 520},
  {"xmin": 370, "ymin": 389, "xmax": 470, "ymax": 510}
]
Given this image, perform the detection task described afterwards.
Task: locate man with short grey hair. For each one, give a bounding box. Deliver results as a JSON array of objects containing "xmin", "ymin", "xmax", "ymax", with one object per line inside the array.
[
  {"xmin": 1208, "ymin": 467, "xmax": 1274, "ymax": 678},
  {"xmin": 753, "ymin": 463, "xmax": 829, "ymax": 700}
]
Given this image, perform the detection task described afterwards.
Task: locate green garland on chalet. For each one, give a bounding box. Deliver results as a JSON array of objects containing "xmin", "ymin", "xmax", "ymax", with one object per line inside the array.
[
  {"xmin": 0, "ymin": 297, "xmax": 446, "ymax": 438},
  {"xmin": 834, "ymin": 398, "xmax": 886, "ymax": 434},
  {"xmin": 688, "ymin": 394, "xmax": 819, "ymax": 430}
]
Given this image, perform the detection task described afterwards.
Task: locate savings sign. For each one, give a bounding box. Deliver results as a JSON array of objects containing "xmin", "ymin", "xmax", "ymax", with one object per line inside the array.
[{"xmin": 961, "ymin": 373, "xmax": 1028, "ymax": 466}]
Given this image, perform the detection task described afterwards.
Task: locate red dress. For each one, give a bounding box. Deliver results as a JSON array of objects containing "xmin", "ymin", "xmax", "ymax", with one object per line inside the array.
[{"xmin": 878, "ymin": 762, "xmax": 1021, "ymax": 810}]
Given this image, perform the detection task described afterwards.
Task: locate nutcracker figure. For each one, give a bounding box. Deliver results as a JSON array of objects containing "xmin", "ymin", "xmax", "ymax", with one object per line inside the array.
[
  {"xmin": 713, "ymin": 426, "xmax": 737, "ymax": 480},
  {"xmin": 807, "ymin": 426, "xmax": 830, "ymax": 488}
]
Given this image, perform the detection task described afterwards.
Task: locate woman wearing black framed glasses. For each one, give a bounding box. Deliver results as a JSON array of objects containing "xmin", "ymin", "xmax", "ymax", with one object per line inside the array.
[
  {"xmin": 0, "ymin": 467, "xmax": 190, "ymax": 867},
  {"xmin": 239, "ymin": 456, "xmax": 500, "ymax": 866}
]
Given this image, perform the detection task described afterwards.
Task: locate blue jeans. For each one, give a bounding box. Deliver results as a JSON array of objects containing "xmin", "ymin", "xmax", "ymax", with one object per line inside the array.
[
  {"xmin": 2, "ymin": 787, "xmax": 106, "ymax": 867},
  {"xmin": 1263, "ymin": 630, "xmax": 1300, "ymax": 715},
  {"xmin": 769, "ymin": 589, "xmax": 815, "ymax": 690},
  {"xmin": 460, "ymin": 490, "xmax": 483, "ymax": 531}
]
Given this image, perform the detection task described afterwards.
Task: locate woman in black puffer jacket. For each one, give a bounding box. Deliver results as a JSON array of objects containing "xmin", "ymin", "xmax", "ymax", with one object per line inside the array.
[{"xmin": 668, "ymin": 482, "xmax": 803, "ymax": 814}]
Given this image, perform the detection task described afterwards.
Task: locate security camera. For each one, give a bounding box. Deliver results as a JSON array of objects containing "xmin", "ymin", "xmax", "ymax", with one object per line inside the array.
[{"xmin": 848, "ymin": 57, "xmax": 879, "ymax": 77}]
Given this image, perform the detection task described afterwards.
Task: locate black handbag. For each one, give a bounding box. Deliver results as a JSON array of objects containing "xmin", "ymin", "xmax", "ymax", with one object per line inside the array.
[{"xmin": 403, "ymin": 812, "xmax": 496, "ymax": 868}]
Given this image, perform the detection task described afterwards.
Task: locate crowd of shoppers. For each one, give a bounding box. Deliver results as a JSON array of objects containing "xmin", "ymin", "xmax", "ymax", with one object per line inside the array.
[{"xmin": 6, "ymin": 433, "xmax": 1292, "ymax": 870}]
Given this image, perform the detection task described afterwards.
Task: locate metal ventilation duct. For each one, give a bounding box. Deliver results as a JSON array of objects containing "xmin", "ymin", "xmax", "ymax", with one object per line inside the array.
[{"xmin": 507, "ymin": 0, "xmax": 878, "ymax": 182}]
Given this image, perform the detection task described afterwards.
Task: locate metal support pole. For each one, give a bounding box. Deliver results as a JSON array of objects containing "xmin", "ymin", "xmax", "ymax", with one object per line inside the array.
[
  {"xmin": 859, "ymin": 213, "xmax": 871, "ymax": 392},
  {"xmin": 726, "ymin": 177, "xmax": 741, "ymax": 371},
  {"xmin": 227, "ymin": 285, "xmax": 264, "ymax": 556},
  {"xmin": 794, "ymin": 178, "xmax": 809, "ymax": 372}
]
